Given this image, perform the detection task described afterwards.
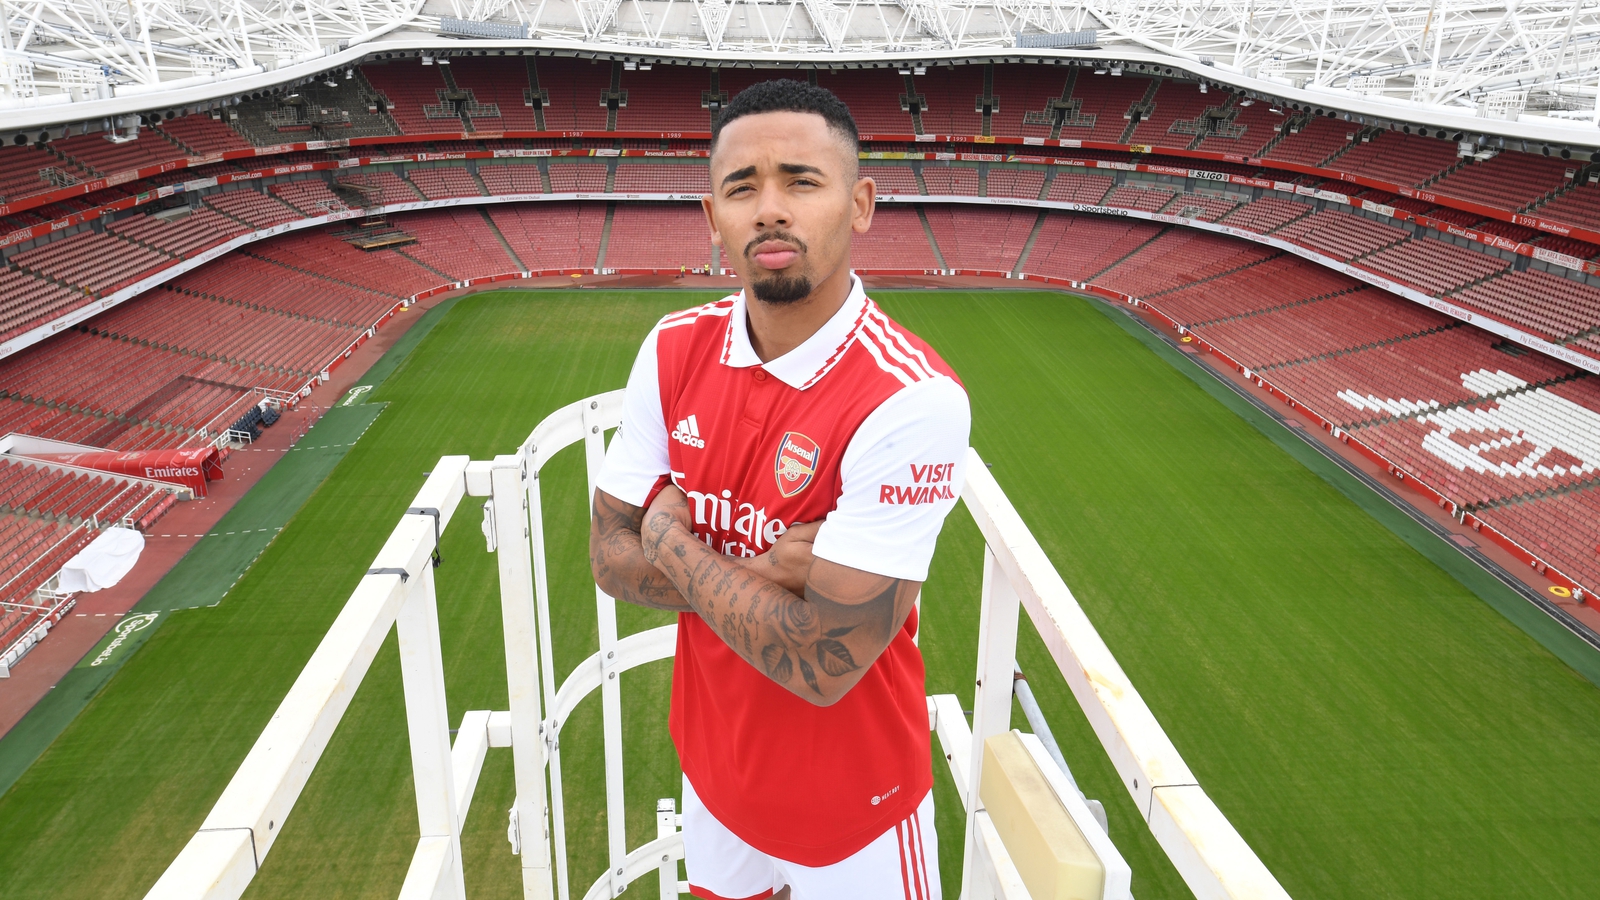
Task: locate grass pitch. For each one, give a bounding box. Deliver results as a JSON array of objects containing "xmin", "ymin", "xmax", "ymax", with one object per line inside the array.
[{"xmin": 0, "ymin": 288, "xmax": 1598, "ymax": 899}]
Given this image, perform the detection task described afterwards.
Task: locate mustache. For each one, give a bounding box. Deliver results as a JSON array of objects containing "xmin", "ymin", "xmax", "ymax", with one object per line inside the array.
[{"xmin": 743, "ymin": 231, "xmax": 809, "ymax": 260}]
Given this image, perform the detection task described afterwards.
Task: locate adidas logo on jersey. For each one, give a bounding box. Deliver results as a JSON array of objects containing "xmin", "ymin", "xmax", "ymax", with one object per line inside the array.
[{"xmin": 671, "ymin": 415, "xmax": 706, "ymax": 449}]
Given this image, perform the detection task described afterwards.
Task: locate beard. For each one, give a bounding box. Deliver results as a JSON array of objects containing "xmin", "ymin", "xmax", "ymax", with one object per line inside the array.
[
  {"xmin": 744, "ymin": 230, "xmax": 813, "ymax": 305},
  {"xmin": 750, "ymin": 271, "xmax": 814, "ymax": 305}
]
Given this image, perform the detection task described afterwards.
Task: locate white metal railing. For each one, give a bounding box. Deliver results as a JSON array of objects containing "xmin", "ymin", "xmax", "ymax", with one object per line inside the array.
[{"xmin": 144, "ymin": 390, "xmax": 1292, "ymax": 900}]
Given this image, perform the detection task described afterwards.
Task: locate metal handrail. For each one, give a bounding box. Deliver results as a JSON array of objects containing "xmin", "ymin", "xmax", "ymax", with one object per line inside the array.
[{"xmin": 143, "ymin": 391, "xmax": 1289, "ymax": 900}]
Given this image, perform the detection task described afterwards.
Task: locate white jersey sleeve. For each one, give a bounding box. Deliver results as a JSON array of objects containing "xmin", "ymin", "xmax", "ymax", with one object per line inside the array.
[
  {"xmin": 596, "ymin": 324, "xmax": 671, "ymax": 507},
  {"xmin": 811, "ymin": 376, "xmax": 971, "ymax": 582}
]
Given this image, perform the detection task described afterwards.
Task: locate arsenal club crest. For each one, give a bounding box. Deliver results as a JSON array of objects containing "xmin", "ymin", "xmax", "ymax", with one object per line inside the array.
[{"xmin": 774, "ymin": 432, "xmax": 821, "ymax": 498}]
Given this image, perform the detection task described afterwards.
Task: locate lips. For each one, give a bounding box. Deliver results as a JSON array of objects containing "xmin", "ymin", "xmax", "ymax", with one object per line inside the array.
[{"xmin": 751, "ymin": 241, "xmax": 800, "ymax": 270}]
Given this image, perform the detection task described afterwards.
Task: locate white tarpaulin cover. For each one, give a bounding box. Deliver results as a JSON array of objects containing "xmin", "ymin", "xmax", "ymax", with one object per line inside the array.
[{"xmin": 57, "ymin": 527, "xmax": 145, "ymax": 593}]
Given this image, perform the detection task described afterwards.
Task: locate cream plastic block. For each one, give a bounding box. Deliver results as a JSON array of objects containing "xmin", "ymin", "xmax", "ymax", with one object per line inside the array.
[{"xmin": 980, "ymin": 731, "xmax": 1104, "ymax": 900}]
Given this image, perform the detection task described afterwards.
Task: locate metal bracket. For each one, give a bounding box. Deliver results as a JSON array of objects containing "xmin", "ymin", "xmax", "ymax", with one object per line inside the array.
[
  {"xmin": 367, "ymin": 567, "xmax": 411, "ymax": 583},
  {"xmin": 408, "ymin": 506, "xmax": 442, "ymax": 568},
  {"xmin": 198, "ymin": 826, "xmax": 259, "ymax": 870}
]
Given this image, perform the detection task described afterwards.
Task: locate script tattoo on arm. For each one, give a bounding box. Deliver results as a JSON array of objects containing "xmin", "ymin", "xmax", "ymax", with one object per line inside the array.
[
  {"xmin": 590, "ymin": 488, "xmax": 691, "ymax": 611},
  {"xmin": 641, "ymin": 488, "xmax": 919, "ymax": 706}
]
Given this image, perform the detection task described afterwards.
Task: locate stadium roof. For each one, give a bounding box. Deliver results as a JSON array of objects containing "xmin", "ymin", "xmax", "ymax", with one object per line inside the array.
[{"xmin": 3, "ymin": 0, "xmax": 1600, "ymax": 148}]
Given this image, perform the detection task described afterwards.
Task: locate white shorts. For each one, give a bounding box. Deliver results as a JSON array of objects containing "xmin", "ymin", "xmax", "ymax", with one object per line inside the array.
[{"xmin": 681, "ymin": 776, "xmax": 940, "ymax": 900}]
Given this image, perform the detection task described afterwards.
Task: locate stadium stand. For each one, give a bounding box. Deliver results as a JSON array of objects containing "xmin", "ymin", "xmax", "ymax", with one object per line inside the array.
[
  {"xmin": 862, "ymin": 165, "xmax": 921, "ymax": 196},
  {"xmin": 1045, "ymin": 171, "xmax": 1115, "ymax": 204},
  {"xmin": 1327, "ymin": 131, "xmax": 1461, "ymax": 186},
  {"xmin": 0, "ymin": 476, "xmax": 161, "ymax": 585},
  {"xmin": 986, "ymin": 168, "xmax": 1047, "ymax": 199},
  {"xmin": 1191, "ymin": 289, "xmax": 1450, "ymax": 366},
  {"xmin": 924, "ymin": 206, "xmax": 1038, "ymax": 272},
  {"xmin": 477, "ymin": 164, "xmax": 546, "ymax": 195},
  {"xmin": 1127, "ymin": 79, "xmax": 1210, "ymax": 146},
  {"xmin": 156, "ymin": 115, "xmax": 254, "ymax": 155},
  {"xmin": 531, "ymin": 57, "xmax": 612, "ymax": 132},
  {"xmin": 612, "ymin": 163, "xmax": 710, "ymax": 194},
  {"xmin": 1023, "ymin": 215, "xmax": 1166, "ymax": 282},
  {"xmin": 1218, "ymin": 196, "xmax": 1312, "ymax": 233},
  {"xmin": 548, "ymin": 163, "xmax": 609, "ymax": 193},
  {"xmin": 394, "ymin": 209, "xmax": 521, "ymax": 280},
  {"xmin": 1429, "ymin": 153, "xmax": 1575, "ymax": 211},
  {"xmin": 915, "ymin": 65, "xmax": 987, "ymax": 136},
  {"xmin": 247, "ymin": 229, "xmax": 437, "ymax": 297},
  {"xmin": 614, "ymin": 63, "xmax": 710, "ymax": 133},
  {"xmin": 444, "ymin": 57, "xmax": 543, "ymax": 131},
  {"xmin": 814, "ymin": 69, "xmax": 914, "ymax": 134},
  {"xmin": 997, "ymin": 64, "xmax": 1077, "ymax": 138},
  {"xmin": 0, "ymin": 327, "xmax": 302, "ymax": 423},
  {"xmin": 406, "ymin": 166, "xmax": 486, "ymax": 200},
  {"xmin": 604, "ymin": 204, "xmax": 714, "ymax": 270},
  {"xmin": 0, "ymin": 269, "xmax": 85, "ymax": 340},
  {"xmin": 0, "ymin": 146, "xmax": 91, "ymax": 204},
  {"xmin": 1450, "ymin": 269, "xmax": 1600, "ymax": 343},
  {"xmin": 1528, "ymin": 181, "xmax": 1600, "ymax": 233},
  {"xmin": 1486, "ymin": 485, "xmax": 1600, "ymax": 591},
  {"xmin": 1068, "ymin": 72, "xmax": 1153, "ymax": 143},
  {"xmin": 1262, "ymin": 115, "xmax": 1353, "ymax": 166},
  {"xmin": 1095, "ymin": 229, "xmax": 1276, "ymax": 298},
  {"xmin": 334, "ymin": 170, "xmax": 423, "ymax": 206},
  {"xmin": 84, "ymin": 289, "xmax": 362, "ymax": 377},
  {"xmin": 921, "ymin": 165, "xmax": 980, "ymax": 195},
  {"xmin": 271, "ymin": 176, "xmax": 356, "ymax": 214},
  {"xmin": 848, "ymin": 207, "xmax": 940, "ymax": 270},
  {"xmin": 1140, "ymin": 254, "xmax": 1360, "ymax": 325},
  {"xmin": 50, "ymin": 129, "xmax": 190, "ymax": 176},
  {"xmin": 170, "ymin": 256, "xmax": 399, "ymax": 327},
  {"xmin": 1273, "ymin": 209, "xmax": 1411, "ymax": 260},
  {"xmin": 8, "ymin": 228, "xmax": 170, "ymax": 296},
  {"xmin": 1192, "ymin": 99, "xmax": 1282, "ymax": 155},
  {"xmin": 3, "ymin": 55, "xmax": 1600, "ymax": 611},
  {"xmin": 1357, "ymin": 237, "xmax": 1511, "ymax": 296},
  {"xmin": 487, "ymin": 202, "xmax": 607, "ymax": 270},
  {"xmin": 1161, "ymin": 192, "xmax": 1238, "ymax": 222},
  {"xmin": 204, "ymin": 189, "xmax": 302, "ymax": 229},
  {"xmin": 1260, "ymin": 325, "xmax": 1571, "ymax": 422},
  {"xmin": 106, "ymin": 209, "xmax": 246, "ymax": 259},
  {"xmin": 361, "ymin": 60, "xmax": 452, "ymax": 134},
  {"xmin": 267, "ymin": 180, "xmax": 351, "ymax": 216},
  {"xmin": 1103, "ymin": 184, "xmax": 1176, "ymax": 212}
]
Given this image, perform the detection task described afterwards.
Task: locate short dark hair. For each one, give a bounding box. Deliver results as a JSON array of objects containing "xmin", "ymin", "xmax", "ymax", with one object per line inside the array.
[{"xmin": 711, "ymin": 79, "xmax": 859, "ymax": 155}]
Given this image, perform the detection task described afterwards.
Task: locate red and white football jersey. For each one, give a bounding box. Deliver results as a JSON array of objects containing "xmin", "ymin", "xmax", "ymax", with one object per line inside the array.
[{"xmin": 597, "ymin": 275, "xmax": 970, "ymax": 866}]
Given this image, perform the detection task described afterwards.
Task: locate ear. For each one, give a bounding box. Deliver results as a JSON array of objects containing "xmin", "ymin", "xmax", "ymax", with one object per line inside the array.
[
  {"xmin": 702, "ymin": 193, "xmax": 723, "ymax": 248},
  {"xmin": 851, "ymin": 170, "xmax": 875, "ymax": 235}
]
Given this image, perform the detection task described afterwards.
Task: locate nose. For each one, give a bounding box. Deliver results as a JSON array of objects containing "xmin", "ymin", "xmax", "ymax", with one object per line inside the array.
[{"xmin": 753, "ymin": 186, "xmax": 791, "ymax": 231}]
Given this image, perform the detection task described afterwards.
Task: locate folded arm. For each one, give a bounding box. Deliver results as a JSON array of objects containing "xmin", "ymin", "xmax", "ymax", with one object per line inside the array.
[
  {"xmin": 640, "ymin": 486, "xmax": 919, "ymax": 706},
  {"xmin": 590, "ymin": 488, "xmax": 819, "ymax": 611},
  {"xmin": 591, "ymin": 488, "xmax": 688, "ymax": 611}
]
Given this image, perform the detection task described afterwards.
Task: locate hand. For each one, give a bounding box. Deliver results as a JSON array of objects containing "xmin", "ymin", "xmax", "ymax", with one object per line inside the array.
[
  {"xmin": 641, "ymin": 485, "xmax": 691, "ymax": 564},
  {"xmin": 743, "ymin": 520, "xmax": 819, "ymax": 595}
]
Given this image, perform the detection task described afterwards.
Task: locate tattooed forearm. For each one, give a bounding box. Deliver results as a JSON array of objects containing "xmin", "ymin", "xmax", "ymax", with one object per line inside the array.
[
  {"xmin": 589, "ymin": 489, "xmax": 691, "ymax": 611},
  {"xmin": 641, "ymin": 506, "xmax": 919, "ymax": 706}
]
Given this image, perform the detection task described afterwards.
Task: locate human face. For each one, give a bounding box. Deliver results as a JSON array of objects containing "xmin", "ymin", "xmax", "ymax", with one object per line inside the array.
[{"xmin": 703, "ymin": 110, "xmax": 874, "ymax": 305}]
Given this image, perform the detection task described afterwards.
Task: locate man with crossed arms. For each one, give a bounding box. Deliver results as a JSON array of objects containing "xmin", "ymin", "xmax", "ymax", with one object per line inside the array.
[{"xmin": 591, "ymin": 80, "xmax": 970, "ymax": 900}]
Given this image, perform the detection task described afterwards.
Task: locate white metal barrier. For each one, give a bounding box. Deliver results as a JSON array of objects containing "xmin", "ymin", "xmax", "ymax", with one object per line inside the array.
[{"xmin": 144, "ymin": 390, "xmax": 1292, "ymax": 900}]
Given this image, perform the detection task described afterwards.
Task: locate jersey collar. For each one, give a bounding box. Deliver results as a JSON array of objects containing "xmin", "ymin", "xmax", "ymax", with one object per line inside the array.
[{"xmin": 721, "ymin": 274, "xmax": 870, "ymax": 391}]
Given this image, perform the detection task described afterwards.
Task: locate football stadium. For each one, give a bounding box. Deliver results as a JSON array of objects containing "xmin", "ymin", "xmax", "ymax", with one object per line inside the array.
[{"xmin": 1, "ymin": 2, "xmax": 1600, "ymax": 898}]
